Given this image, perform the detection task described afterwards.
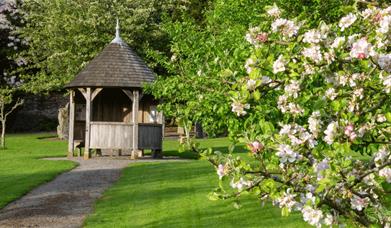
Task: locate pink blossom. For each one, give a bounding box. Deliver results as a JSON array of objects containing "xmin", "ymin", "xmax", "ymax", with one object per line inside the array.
[
  {"xmin": 255, "ymin": 33, "xmax": 268, "ymax": 43},
  {"xmin": 217, "ymin": 164, "xmax": 226, "ymax": 179},
  {"xmin": 350, "ymin": 195, "xmax": 369, "ymax": 211},
  {"xmin": 344, "ymin": 124, "xmax": 357, "ymax": 141},
  {"xmin": 350, "ymin": 38, "xmax": 374, "ymax": 59},
  {"xmin": 248, "ymin": 141, "xmax": 264, "ymax": 154}
]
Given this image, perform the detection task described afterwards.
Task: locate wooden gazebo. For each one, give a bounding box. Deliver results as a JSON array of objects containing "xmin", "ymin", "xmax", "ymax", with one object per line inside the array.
[{"xmin": 65, "ymin": 21, "xmax": 163, "ymax": 159}]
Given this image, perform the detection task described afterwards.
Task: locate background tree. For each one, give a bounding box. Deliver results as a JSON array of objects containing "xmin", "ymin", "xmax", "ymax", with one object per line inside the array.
[
  {"xmin": 0, "ymin": 0, "xmax": 25, "ymax": 148},
  {"xmin": 0, "ymin": 90, "xmax": 23, "ymax": 148},
  {"xmin": 15, "ymin": 0, "xmax": 209, "ymax": 94}
]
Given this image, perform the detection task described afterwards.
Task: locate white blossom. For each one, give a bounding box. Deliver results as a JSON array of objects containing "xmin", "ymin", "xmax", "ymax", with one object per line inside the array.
[
  {"xmin": 361, "ymin": 8, "xmax": 374, "ymax": 19},
  {"xmin": 350, "ymin": 195, "xmax": 369, "ymax": 211},
  {"xmin": 277, "ymin": 95, "xmax": 304, "ymax": 115},
  {"xmin": 331, "ymin": 36, "xmax": 346, "ymax": 49},
  {"xmin": 287, "ymin": 103, "xmax": 304, "ymax": 115},
  {"xmin": 319, "ymin": 23, "xmax": 330, "ymax": 39},
  {"xmin": 325, "ymin": 88, "xmax": 337, "ymax": 100},
  {"xmin": 246, "ymin": 79, "xmax": 257, "ymax": 91},
  {"xmin": 324, "ymin": 50, "xmax": 335, "ymax": 64},
  {"xmin": 302, "ymin": 206, "xmax": 323, "ymax": 227},
  {"xmin": 323, "ymin": 214, "xmax": 334, "ymax": 226},
  {"xmin": 339, "ymin": 13, "xmax": 357, "ymax": 31},
  {"xmin": 377, "ymin": 114, "xmax": 387, "ymax": 123},
  {"xmin": 303, "ymin": 63, "xmax": 315, "ymax": 75},
  {"xmin": 276, "ymin": 144, "xmax": 301, "ymax": 163},
  {"xmin": 231, "ymin": 101, "xmax": 250, "ymax": 116},
  {"xmin": 284, "ymin": 80, "xmax": 300, "ymax": 98},
  {"xmin": 314, "ymin": 159, "xmax": 329, "ymax": 173},
  {"xmin": 302, "ymin": 46, "xmax": 322, "ymax": 63},
  {"xmin": 381, "ymin": 74, "xmax": 391, "ymax": 93},
  {"xmin": 245, "ymin": 58, "xmax": 255, "ymax": 74},
  {"xmin": 348, "ymin": 99, "xmax": 359, "ymax": 112},
  {"xmin": 308, "ymin": 111, "xmax": 322, "ymax": 138},
  {"xmin": 277, "ymin": 95, "xmax": 289, "ymax": 113},
  {"xmin": 245, "ymin": 27, "xmax": 261, "ymax": 45},
  {"xmin": 261, "ymin": 76, "xmax": 272, "ymax": 84},
  {"xmin": 378, "ymin": 54, "xmax": 391, "ymax": 72},
  {"xmin": 276, "ymin": 189, "xmax": 297, "ymax": 211},
  {"xmin": 381, "ymin": 6, "xmax": 391, "ymax": 15},
  {"xmin": 271, "ymin": 18, "xmax": 299, "ymax": 38},
  {"xmin": 279, "ymin": 124, "xmax": 292, "ymax": 135},
  {"xmin": 324, "ymin": 121, "xmax": 338, "ymax": 145},
  {"xmin": 170, "ymin": 54, "xmax": 177, "ymax": 62},
  {"xmin": 375, "ymin": 36, "xmax": 387, "ymax": 49},
  {"xmin": 273, "ymin": 55, "xmax": 286, "ymax": 74},
  {"xmin": 353, "ymin": 88, "xmax": 364, "ymax": 100},
  {"xmin": 303, "ymin": 30, "xmax": 321, "ymax": 44},
  {"xmin": 378, "ymin": 15, "xmax": 391, "ymax": 34},
  {"xmin": 267, "ymin": 4, "xmax": 281, "ymax": 18},
  {"xmin": 230, "ymin": 177, "xmax": 252, "ymax": 191},
  {"xmin": 300, "ymin": 192, "xmax": 316, "ymax": 205},
  {"xmin": 374, "ymin": 147, "xmax": 390, "ymax": 167},
  {"xmin": 347, "ymin": 34, "xmax": 360, "ymax": 46},
  {"xmin": 279, "ymin": 123, "xmax": 316, "ymax": 147},
  {"xmin": 363, "ymin": 173, "xmax": 376, "ymax": 186},
  {"xmin": 379, "ymin": 167, "xmax": 391, "ymax": 183}
]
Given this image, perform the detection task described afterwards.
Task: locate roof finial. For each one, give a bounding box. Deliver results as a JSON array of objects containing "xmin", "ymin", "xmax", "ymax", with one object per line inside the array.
[
  {"xmin": 111, "ymin": 17, "xmax": 123, "ymax": 44},
  {"xmin": 116, "ymin": 17, "xmax": 120, "ymax": 39}
]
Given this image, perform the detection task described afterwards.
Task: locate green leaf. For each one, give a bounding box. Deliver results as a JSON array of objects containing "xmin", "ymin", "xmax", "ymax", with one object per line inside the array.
[{"xmin": 253, "ymin": 90, "xmax": 261, "ymax": 101}]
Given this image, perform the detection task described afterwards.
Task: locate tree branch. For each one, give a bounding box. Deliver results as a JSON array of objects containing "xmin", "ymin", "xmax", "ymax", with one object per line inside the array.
[{"xmin": 5, "ymin": 98, "xmax": 24, "ymax": 119}]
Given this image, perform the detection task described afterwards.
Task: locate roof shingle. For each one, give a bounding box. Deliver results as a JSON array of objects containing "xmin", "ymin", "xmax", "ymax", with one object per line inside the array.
[{"xmin": 66, "ymin": 41, "xmax": 155, "ymax": 88}]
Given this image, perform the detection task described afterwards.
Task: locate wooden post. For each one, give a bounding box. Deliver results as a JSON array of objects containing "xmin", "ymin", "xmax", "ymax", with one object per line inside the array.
[
  {"xmin": 68, "ymin": 90, "xmax": 75, "ymax": 158},
  {"xmin": 160, "ymin": 112, "xmax": 165, "ymax": 139},
  {"xmin": 131, "ymin": 90, "xmax": 139, "ymax": 159},
  {"xmin": 84, "ymin": 88, "xmax": 92, "ymax": 160}
]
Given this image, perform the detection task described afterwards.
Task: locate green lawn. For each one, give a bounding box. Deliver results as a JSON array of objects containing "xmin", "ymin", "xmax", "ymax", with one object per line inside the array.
[
  {"xmin": 0, "ymin": 134, "xmax": 308, "ymax": 227},
  {"xmin": 0, "ymin": 133, "xmax": 76, "ymax": 209},
  {"xmin": 84, "ymin": 138, "xmax": 308, "ymax": 228}
]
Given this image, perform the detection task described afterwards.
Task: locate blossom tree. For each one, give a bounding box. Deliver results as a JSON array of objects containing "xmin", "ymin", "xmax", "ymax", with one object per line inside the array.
[{"xmin": 206, "ymin": 3, "xmax": 391, "ymax": 227}]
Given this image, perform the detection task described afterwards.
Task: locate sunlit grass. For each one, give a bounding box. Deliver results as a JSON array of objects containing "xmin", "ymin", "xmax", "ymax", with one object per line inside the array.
[{"xmin": 84, "ymin": 138, "xmax": 309, "ymax": 228}]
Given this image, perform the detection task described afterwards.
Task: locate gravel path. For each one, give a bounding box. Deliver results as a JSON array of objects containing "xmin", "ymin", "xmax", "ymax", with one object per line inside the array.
[{"xmin": 0, "ymin": 157, "xmax": 186, "ymax": 228}]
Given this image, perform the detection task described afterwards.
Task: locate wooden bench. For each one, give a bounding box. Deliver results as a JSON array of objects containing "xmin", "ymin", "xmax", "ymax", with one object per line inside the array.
[{"xmin": 74, "ymin": 140, "xmax": 84, "ymax": 157}]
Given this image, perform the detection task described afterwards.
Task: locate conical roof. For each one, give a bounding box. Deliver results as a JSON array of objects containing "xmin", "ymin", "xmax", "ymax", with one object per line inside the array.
[{"xmin": 66, "ymin": 21, "xmax": 155, "ymax": 88}]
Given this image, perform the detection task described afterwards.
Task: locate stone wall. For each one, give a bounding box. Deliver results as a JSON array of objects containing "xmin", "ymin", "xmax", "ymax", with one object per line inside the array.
[{"xmin": 8, "ymin": 93, "xmax": 68, "ymax": 132}]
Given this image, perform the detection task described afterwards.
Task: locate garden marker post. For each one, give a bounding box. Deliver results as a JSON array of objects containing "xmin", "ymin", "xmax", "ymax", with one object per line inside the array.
[
  {"xmin": 68, "ymin": 90, "xmax": 75, "ymax": 157},
  {"xmin": 131, "ymin": 90, "xmax": 139, "ymax": 159},
  {"xmin": 84, "ymin": 88, "xmax": 92, "ymax": 160}
]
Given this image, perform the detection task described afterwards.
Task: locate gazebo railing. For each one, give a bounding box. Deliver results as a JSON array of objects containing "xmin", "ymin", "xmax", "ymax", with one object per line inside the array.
[
  {"xmin": 90, "ymin": 122, "xmax": 133, "ymax": 149},
  {"xmin": 89, "ymin": 121, "xmax": 162, "ymax": 150}
]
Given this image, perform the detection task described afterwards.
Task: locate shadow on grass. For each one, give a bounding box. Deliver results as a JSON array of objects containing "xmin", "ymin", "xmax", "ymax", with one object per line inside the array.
[{"xmin": 163, "ymin": 144, "xmax": 248, "ymax": 159}]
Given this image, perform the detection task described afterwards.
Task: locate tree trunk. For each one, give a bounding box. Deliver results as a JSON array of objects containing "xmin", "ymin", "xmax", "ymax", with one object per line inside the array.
[{"xmin": 1, "ymin": 120, "xmax": 6, "ymax": 149}]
